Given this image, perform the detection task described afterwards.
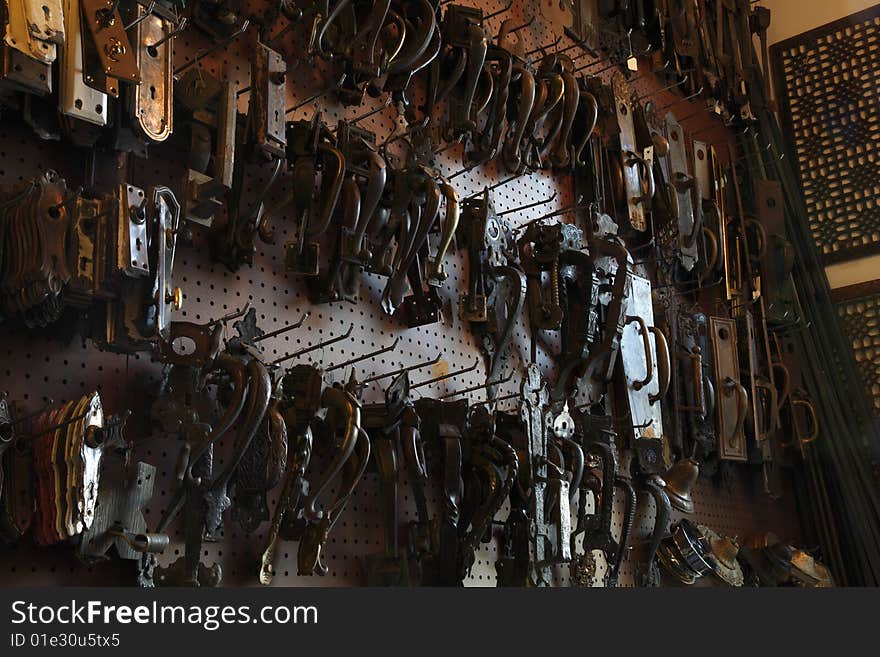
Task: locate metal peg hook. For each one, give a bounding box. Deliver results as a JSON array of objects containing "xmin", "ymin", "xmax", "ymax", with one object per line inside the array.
[
  {"xmin": 483, "ymin": 0, "xmax": 514, "ymax": 21},
  {"xmin": 174, "ymin": 19, "xmax": 250, "ymax": 75},
  {"xmin": 325, "ymin": 337, "xmax": 400, "ymax": 372},
  {"xmin": 447, "ymin": 163, "xmax": 479, "ymax": 180},
  {"xmin": 650, "ymin": 86, "xmax": 704, "ymax": 113},
  {"xmin": 411, "ymin": 357, "xmax": 481, "ymax": 390},
  {"xmin": 525, "ymin": 36, "xmax": 561, "ymax": 57},
  {"xmin": 464, "ymin": 173, "xmax": 523, "ymax": 200},
  {"xmin": 270, "ymin": 323, "xmax": 355, "ymax": 366},
  {"xmin": 497, "ymin": 192, "xmax": 557, "ymax": 217},
  {"xmin": 124, "ymin": 1, "xmax": 157, "ymax": 30},
  {"xmin": 438, "ymin": 371, "xmax": 514, "ymax": 400},
  {"xmin": 360, "ymin": 353, "xmax": 442, "ymax": 385},
  {"xmin": 251, "ymin": 313, "xmax": 311, "ymax": 342},
  {"xmin": 214, "ymin": 301, "xmax": 253, "ymax": 326},
  {"xmin": 151, "ymin": 17, "xmax": 188, "ymax": 49},
  {"xmin": 635, "ymin": 74, "xmax": 689, "ymax": 101},
  {"xmin": 6, "ymin": 400, "xmax": 55, "ymax": 427},
  {"xmin": 676, "ymin": 104, "xmax": 715, "ymax": 123},
  {"xmin": 338, "ymin": 98, "xmax": 392, "ymax": 129},
  {"xmin": 500, "ymin": 16, "xmax": 535, "ymax": 36},
  {"xmin": 513, "ymin": 196, "xmax": 587, "ymax": 232},
  {"xmin": 474, "ymin": 391, "xmax": 520, "ymax": 407},
  {"xmin": 627, "ymin": 60, "xmax": 671, "ymax": 83},
  {"xmin": 286, "ymin": 74, "xmax": 348, "ymax": 114}
]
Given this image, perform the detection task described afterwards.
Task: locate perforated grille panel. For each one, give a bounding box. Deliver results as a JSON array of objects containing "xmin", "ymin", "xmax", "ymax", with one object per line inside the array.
[
  {"xmin": 771, "ymin": 6, "xmax": 880, "ymax": 264},
  {"xmin": 0, "ymin": 0, "xmax": 798, "ymax": 588},
  {"xmin": 836, "ymin": 292, "xmax": 880, "ymax": 415}
]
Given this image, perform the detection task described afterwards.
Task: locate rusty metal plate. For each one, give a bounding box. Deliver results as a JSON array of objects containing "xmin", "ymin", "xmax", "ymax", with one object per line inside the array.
[
  {"xmin": 80, "ymin": 0, "xmax": 141, "ymax": 84},
  {"xmin": 131, "ymin": 11, "xmax": 173, "ymax": 142},
  {"xmin": 710, "ymin": 316, "xmax": 748, "ymax": 461},
  {"xmin": 612, "ymin": 72, "xmax": 646, "ymax": 231},
  {"xmin": 666, "ymin": 113, "xmax": 697, "ymax": 270},
  {"xmin": 60, "ymin": 0, "xmax": 107, "ymax": 125}
]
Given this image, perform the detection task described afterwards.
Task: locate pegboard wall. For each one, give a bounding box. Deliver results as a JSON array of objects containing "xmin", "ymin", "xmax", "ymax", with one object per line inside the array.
[
  {"xmin": 0, "ymin": 0, "xmax": 798, "ymax": 587},
  {"xmin": 771, "ymin": 4, "xmax": 880, "ymax": 265}
]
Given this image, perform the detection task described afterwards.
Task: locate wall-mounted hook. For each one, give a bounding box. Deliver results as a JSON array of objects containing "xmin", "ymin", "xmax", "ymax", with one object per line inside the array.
[
  {"xmin": 635, "ymin": 74, "xmax": 689, "ymax": 101},
  {"xmin": 252, "ymin": 313, "xmax": 311, "ymax": 343},
  {"xmin": 331, "ymin": 98, "xmax": 392, "ymax": 133},
  {"xmin": 497, "ymin": 192, "xmax": 557, "ymax": 217},
  {"xmin": 473, "ymin": 391, "xmax": 520, "ymax": 407},
  {"xmin": 628, "ymin": 60, "xmax": 672, "ymax": 83},
  {"xmin": 650, "ymin": 86, "xmax": 705, "ymax": 112},
  {"xmin": 325, "ymin": 337, "xmax": 400, "ymax": 372},
  {"xmin": 124, "ymin": 1, "xmax": 157, "ymax": 31},
  {"xmin": 270, "ymin": 323, "xmax": 355, "ymax": 366},
  {"xmin": 267, "ymin": 20, "xmax": 296, "ymax": 46},
  {"xmin": 526, "ymin": 36, "xmax": 561, "ymax": 57},
  {"xmin": 214, "ymin": 301, "xmax": 252, "ymax": 326},
  {"xmin": 513, "ymin": 196, "xmax": 587, "ymax": 232},
  {"xmin": 151, "ymin": 16, "xmax": 188, "ymax": 49},
  {"xmin": 676, "ymin": 104, "xmax": 715, "ymax": 123},
  {"xmin": 483, "ymin": 0, "xmax": 514, "ymax": 21},
  {"xmin": 464, "ymin": 173, "xmax": 523, "ymax": 200},
  {"xmin": 447, "ymin": 163, "xmax": 479, "ymax": 180},
  {"xmin": 360, "ymin": 353, "xmax": 442, "ymax": 385},
  {"xmin": 500, "ymin": 16, "xmax": 535, "ymax": 36},
  {"xmin": 174, "ymin": 19, "xmax": 250, "ymax": 74},
  {"xmin": 437, "ymin": 371, "xmax": 514, "ymax": 400},
  {"xmin": 411, "ymin": 357, "xmax": 481, "ymax": 390},
  {"xmin": 6, "ymin": 400, "xmax": 54, "ymax": 427},
  {"xmin": 286, "ymin": 74, "xmax": 348, "ymax": 114}
]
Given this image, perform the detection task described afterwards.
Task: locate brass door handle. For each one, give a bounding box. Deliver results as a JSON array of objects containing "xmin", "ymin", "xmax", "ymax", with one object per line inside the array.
[
  {"xmin": 722, "ymin": 376, "xmax": 749, "ymax": 448},
  {"xmin": 772, "ymin": 361, "xmax": 791, "ymax": 410},
  {"xmin": 627, "ymin": 315, "xmax": 654, "ymax": 391},
  {"xmin": 649, "ymin": 326, "xmax": 670, "ymax": 404},
  {"xmin": 677, "ymin": 346, "xmax": 704, "ymax": 413},
  {"xmin": 427, "ymin": 181, "xmax": 459, "ymax": 285},
  {"xmin": 625, "ymin": 151, "xmax": 656, "ymax": 203},
  {"xmin": 754, "ymin": 376, "xmax": 778, "ymax": 439},
  {"xmin": 792, "ymin": 397, "xmax": 820, "ymax": 448},
  {"xmin": 699, "ymin": 226, "xmax": 719, "ymax": 283}
]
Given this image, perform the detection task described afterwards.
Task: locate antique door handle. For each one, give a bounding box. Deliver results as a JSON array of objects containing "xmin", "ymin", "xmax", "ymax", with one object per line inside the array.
[
  {"xmin": 791, "ymin": 397, "xmax": 820, "ymax": 448},
  {"xmin": 699, "ymin": 226, "xmax": 719, "ymax": 282},
  {"xmin": 682, "ymin": 191, "xmax": 704, "ymax": 248},
  {"xmin": 307, "ymin": 144, "xmax": 346, "ymax": 239},
  {"xmin": 678, "ymin": 346, "xmax": 704, "ymax": 414},
  {"xmin": 625, "ymin": 151, "xmax": 656, "ymax": 204},
  {"xmin": 573, "ymin": 91, "xmax": 599, "ymax": 166},
  {"xmin": 772, "ymin": 361, "xmax": 791, "ymax": 411},
  {"xmin": 649, "ymin": 326, "xmax": 671, "ymax": 404},
  {"xmin": 754, "ymin": 376, "xmax": 779, "ymax": 439},
  {"xmin": 722, "ymin": 376, "xmax": 749, "ymax": 448},
  {"xmin": 550, "ymin": 71, "xmax": 580, "ymax": 168},
  {"xmin": 745, "ymin": 216, "xmax": 767, "ymax": 259},
  {"xmin": 427, "ymin": 181, "xmax": 459, "ymax": 285},
  {"xmin": 626, "ymin": 315, "xmax": 654, "ymax": 391},
  {"xmin": 386, "ymin": 0, "xmax": 436, "ymax": 75}
]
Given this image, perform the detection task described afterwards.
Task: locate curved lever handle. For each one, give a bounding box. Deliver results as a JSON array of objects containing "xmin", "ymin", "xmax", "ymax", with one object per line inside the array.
[
  {"xmin": 754, "ymin": 376, "xmax": 779, "ymax": 439},
  {"xmin": 574, "ymin": 91, "xmax": 598, "ymax": 166},
  {"xmin": 699, "ymin": 226, "xmax": 719, "ymax": 282},
  {"xmin": 722, "ymin": 377, "xmax": 749, "ymax": 448},
  {"xmin": 745, "ymin": 216, "xmax": 767, "ymax": 259},
  {"xmin": 626, "ymin": 151, "xmax": 656, "ymax": 203},
  {"xmin": 649, "ymin": 326, "xmax": 671, "ymax": 404},
  {"xmin": 667, "ymin": 180, "xmax": 679, "ymax": 219},
  {"xmin": 427, "ymin": 181, "xmax": 460, "ymax": 285},
  {"xmin": 678, "ymin": 346, "xmax": 704, "ymax": 413},
  {"xmin": 626, "ymin": 315, "xmax": 654, "ymax": 391},
  {"xmin": 682, "ymin": 191, "xmax": 704, "ymax": 248},
  {"xmin": 792, "ymin": 397, "xmax": 820, "ymax": 447},
  {"xmin": 307, "ymin": 144, "xmax": 345, "ymax": 239},
  {"xmin": 772, "ymin": 362, "xmax": 791, "ymax": 411}
]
